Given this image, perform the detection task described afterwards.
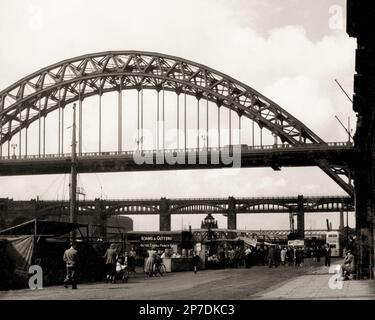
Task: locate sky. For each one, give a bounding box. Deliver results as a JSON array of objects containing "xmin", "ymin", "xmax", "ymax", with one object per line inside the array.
[{"xmin": 0, "ymin": 0, "xmax": 357, "ymax": 231}]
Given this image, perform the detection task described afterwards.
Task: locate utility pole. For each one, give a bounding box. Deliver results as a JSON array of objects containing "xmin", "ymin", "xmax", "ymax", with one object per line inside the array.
[{"xmin": 70, "ymin": 103, "xmax": 77, "ymax": 240}]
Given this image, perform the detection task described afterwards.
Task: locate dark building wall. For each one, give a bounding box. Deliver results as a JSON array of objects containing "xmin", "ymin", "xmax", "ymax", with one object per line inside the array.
[
  {"xmin": 0, "ymin": 198, "xmax": 133, "ymax": 235},
  {"xmin": 347, "ymin": 0, "xmax": 375, "ymax": 278},
  {"xmin": 0, "ymin": 199, "xmax": 37, "ymax": 228}
]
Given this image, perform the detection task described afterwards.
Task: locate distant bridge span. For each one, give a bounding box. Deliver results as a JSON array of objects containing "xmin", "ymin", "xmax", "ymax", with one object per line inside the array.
[{"xmin": 0, "ymin": 195, "xmax": 353, "ymax": 233}]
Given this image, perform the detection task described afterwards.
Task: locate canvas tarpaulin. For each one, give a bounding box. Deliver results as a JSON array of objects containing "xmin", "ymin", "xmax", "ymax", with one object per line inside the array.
[
  {"xmin": 0, "ymin": 219, "xmax": 85, "ymax": 237},
  {"xmin": 235, "ymin": 237, "xmax": 260, "ymax": 247},
  {"xmin": 0, "ymin": 235, "xmax": 34, "ymax": 289}
]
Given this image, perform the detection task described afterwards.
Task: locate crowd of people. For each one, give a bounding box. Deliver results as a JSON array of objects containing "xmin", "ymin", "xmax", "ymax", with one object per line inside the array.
[
  {"xmin": 62, "ymin": 242, "xmax": 138, "ymax": 289},
  {"xmin": 144, "ymin": 247, "xmax": 201, "ymax": 276},
  {"xmin": 103, "ymin": 245, "xmax": 137, "ymax": 283},
  {"xmin": 206, "ymin": 243, "xmax": 333, "ymax": 269},
  {"xmin": 61, "ymin": 241, "xmax": 354, "ymax": 290}
]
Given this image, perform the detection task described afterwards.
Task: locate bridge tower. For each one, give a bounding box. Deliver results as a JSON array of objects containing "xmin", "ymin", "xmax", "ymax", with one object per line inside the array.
[
  {"xmin": 227, "ymin": 196, "xmax": 237, "ymax": 230},
  {"xmin": 159, "ymin": 197, "xmax": 171, "ymax": 231},
  {"xmin": 94, "ymin": 198, "xmax": 107, "ymax": 238},
  {"xmin": 296, "ymin": 195, "xmax": 305, "ymax": 239},
  {"xmin": 347, "ymin": 0, "xmax": 375, "ymax": 278}
]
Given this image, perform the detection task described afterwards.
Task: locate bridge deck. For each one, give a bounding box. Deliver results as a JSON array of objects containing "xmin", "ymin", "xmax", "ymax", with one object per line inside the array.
[
  {"xmin": 0, "ymin": 143, "xmax": 353, "ymax": 176},
  {"xmin": 27, "ymin": 195, "xmax": 354, "ymax": 215}
]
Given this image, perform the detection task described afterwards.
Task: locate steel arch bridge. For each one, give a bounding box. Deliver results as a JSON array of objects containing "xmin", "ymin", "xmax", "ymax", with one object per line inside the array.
[
  {"xmin": 0, "ymin": 51, "xmax": 353, "ymax": 195},
  {"xmin": 2, "ymin": 195, "xmax": 351, "ymax": 232}
]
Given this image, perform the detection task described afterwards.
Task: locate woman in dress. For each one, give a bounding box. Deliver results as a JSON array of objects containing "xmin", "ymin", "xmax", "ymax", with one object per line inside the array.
[{"xmin": 145, "ymin": 247, "xmax": 157, "ymax": 276}]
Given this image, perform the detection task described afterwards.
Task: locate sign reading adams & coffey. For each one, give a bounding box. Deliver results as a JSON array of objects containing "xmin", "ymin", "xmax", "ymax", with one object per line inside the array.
[
  {"xmin": 126, "ymin": 232, "xmax": 182, "ymax": 248},
  {"xmin": 140, "ymin": 235, "xmax": 173, "ymax": 241}
]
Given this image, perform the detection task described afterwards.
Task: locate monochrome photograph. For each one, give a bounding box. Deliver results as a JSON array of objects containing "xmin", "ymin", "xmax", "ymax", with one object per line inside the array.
[{"xmin": 0, "ymin": 0, "xmax": 374, "ymax": 313}]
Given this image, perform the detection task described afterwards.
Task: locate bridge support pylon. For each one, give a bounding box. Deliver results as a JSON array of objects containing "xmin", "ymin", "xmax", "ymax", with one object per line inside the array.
[
  {"xmin": 227, "ymin": 196, "xmax": 237, "ymax": 230},
  {"xmin": 297, "ymin": 195, "xmax": 305, "ymax": 239},
  {"xmin": 94, "ymin": 198, "xmax": 107, "ymax": 238},
  {"xmin": 159, "ymin": 197, "xmax": 171, "ymax": 231}
]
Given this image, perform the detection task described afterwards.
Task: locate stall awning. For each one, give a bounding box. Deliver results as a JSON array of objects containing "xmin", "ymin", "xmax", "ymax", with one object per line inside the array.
[
  {"xmin": 235, "ymin": 237, "xmax": 260, "ymax": 247},
  {"xmin": 0, "ymin": 219, "xmax": 86, "ymax": 237}
]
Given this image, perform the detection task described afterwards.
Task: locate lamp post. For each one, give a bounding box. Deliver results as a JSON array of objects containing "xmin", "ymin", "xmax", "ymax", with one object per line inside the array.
[
  {"xmin": 201, "ymin": 134, "xmax": 207, "ymax": 149},
  {"xmin": 135, "ymin": 136, "xmax": 144, "ymax": 151},
  {"xmin": 11, "ymin": 143, "xmax": 17, "ymax": 159}
]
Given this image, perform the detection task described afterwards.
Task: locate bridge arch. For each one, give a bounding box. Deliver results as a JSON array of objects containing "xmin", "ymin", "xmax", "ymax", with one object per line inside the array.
[
  {"xmin": 108, "ymin": 203, "xmax": 159, "ymax": 215},
  {"xmin": 0, "ymin": 51, "xmax": 323, "ymax": 145},
  {"xmin": 0, "ymin": 51, "xmax": 353, "ymax": 196},
  {"xmin": 305, "ymin": 198, "xmax": 354, "ymax": 212},
  {"xmin": 171, "ymin": 203, "xmax": 226, "ymax": 214},
  {"xmin": 237, "ymin": 202, "xmax": 293, "ymax": 213}
]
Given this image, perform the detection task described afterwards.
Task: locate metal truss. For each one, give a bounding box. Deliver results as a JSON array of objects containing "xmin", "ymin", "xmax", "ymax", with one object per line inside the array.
[{"xmin": 0, "ymin": 51, "xmax": 354, "ymax": 196}]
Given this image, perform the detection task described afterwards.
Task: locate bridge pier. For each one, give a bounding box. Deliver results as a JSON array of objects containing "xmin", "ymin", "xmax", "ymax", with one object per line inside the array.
[
  {"xmin": 159, "ymin": 197, "xmax": 171, "ymax": 231},
  {"xmin": 296, "ymin": 195, "xmax": 305, "ymax": 239},
  {"xmin": 0, "ymin": 198, "xmax": 9, "ymax": 229},
  {"xmin": 94, "ymin": 198, "xmax": 107, "ymax": 238},
  {"xmin": 289, "ymin": 209, "xmax": 295, "ymax": 233},
  {"xmin": 227, "ymin": 196, "xmax": 237, "ymax": 230}
]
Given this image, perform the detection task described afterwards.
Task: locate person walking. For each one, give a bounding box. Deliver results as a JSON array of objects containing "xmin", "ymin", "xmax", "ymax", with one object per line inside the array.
[
  {"xmin": 127, "ymin": 248, "xmax": 136, "ymax": 275},
  {"xmin": 316, "ymin": 245, "xmax": 321, "ymax": 263},
  {"xmin": 285, "ymin": 247, "xmax": 292, "ymax": 266},
  {"xmin": 234, "ymin": 246, "xmax": 241, "ymax": 268},
  {"xmin": 280, "ymin": 247, "xmax": 287, "ymax": 266},
  {"xmin": 267, "ymin": 245, "xmax": 278, "ymax": 268},
  {"xmin": 295, "ymin": 248, "xmax": 303, "ymax": 267},
  {"xmin": 275, "ymin": 246, "xmax": 281, "ymax": 266},
  {"xmin": 324, "ymin": 244, "xmax": 331, "ymax": 267},
  {"xmin": 192, "ymin": 252, "xmax": 200, "ymax": 274},
  {"xmin": 340, "ymin": 249, "xmax": 355, "ymax": 280},
  {"xmin": 293, "ymin": 247, "xmax": 299, "ymax": 267},
  {"xmin": 299, "ymin": 248, "xmax": 305, "ymax": 267},
  {"xmin": 104, "ymin": 243, "xmax": 118, "ymax": 283},
  {"xmin": 245, "ymin": 247, "xmax": 252, "ymax": 268},
  {"xmin": 228, "ymin": 248, "xmax": 235, "ymax": 268},
  {"xmin": 63, "ymin": 241, "xmax": 79, "ymax": 289}
]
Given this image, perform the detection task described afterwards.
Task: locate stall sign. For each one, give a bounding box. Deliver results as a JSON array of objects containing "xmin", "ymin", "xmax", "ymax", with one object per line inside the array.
[{"xmin": 288, "ymin": 240, "xmax": 305, "ymax": 247}]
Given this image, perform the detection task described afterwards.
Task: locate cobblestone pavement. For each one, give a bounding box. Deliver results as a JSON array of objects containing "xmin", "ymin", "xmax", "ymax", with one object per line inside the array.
[{"xmin": 1, "ymin": 259, "xmax": 374, "ymax": 300}]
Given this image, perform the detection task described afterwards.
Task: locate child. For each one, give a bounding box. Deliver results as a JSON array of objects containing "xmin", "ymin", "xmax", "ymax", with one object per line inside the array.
[{"xmin": 116, "ymin": 257, "xmax": 128, "ymax": 282}]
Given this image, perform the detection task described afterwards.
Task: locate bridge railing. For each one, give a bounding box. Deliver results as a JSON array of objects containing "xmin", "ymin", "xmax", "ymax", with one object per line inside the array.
[
  {"xmin": 33, "ymin": 195, "xmax": 352, "ymax": 203},
  {"xmin": 0, "ymin": 141, "xmax": 353, "ymax": 161}
]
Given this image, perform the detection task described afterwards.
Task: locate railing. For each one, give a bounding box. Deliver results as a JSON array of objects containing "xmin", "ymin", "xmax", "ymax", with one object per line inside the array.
[
  {"xmin": 0, "ymin": 141, "xmax": 353, "ymax": 161},
  {"xmin": 35, "ymin": 195, "xmax": 352, "ymax": 203}
]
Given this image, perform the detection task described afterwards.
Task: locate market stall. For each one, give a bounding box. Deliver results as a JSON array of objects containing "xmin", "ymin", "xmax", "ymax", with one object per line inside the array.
[
  {"xmin": 125, "ymin": 231, "xmax": 198, "ymax": 272},
  {"xmin": 0, "ymin": 219, "xmax": 88, "ymax": 289}
]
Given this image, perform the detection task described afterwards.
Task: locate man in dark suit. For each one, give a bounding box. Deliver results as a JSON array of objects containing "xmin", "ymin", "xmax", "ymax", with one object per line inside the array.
[
  {"xmin": 267, "ymin": 246, "xmax": 278, "ymax": 268},
  {"xmin": 341, "ymin": 249, "xmax": 355, "ymax": 279},
  {"xmin": 324, "ymin": 244, "xmax": 331, "ymax": 267}
]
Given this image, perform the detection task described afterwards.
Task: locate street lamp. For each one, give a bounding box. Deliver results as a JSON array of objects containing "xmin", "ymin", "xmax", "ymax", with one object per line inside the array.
[
  {"xmin": 11, "ymin": 143, "xmax": 17, "ymax": 159},
  {"xmin": 201, "ymin": 134, "xmax": 207, "ymax": 149},
  {"xmin": 135, "ymin": 136, "xmax": 144, "ymax": 150}
]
